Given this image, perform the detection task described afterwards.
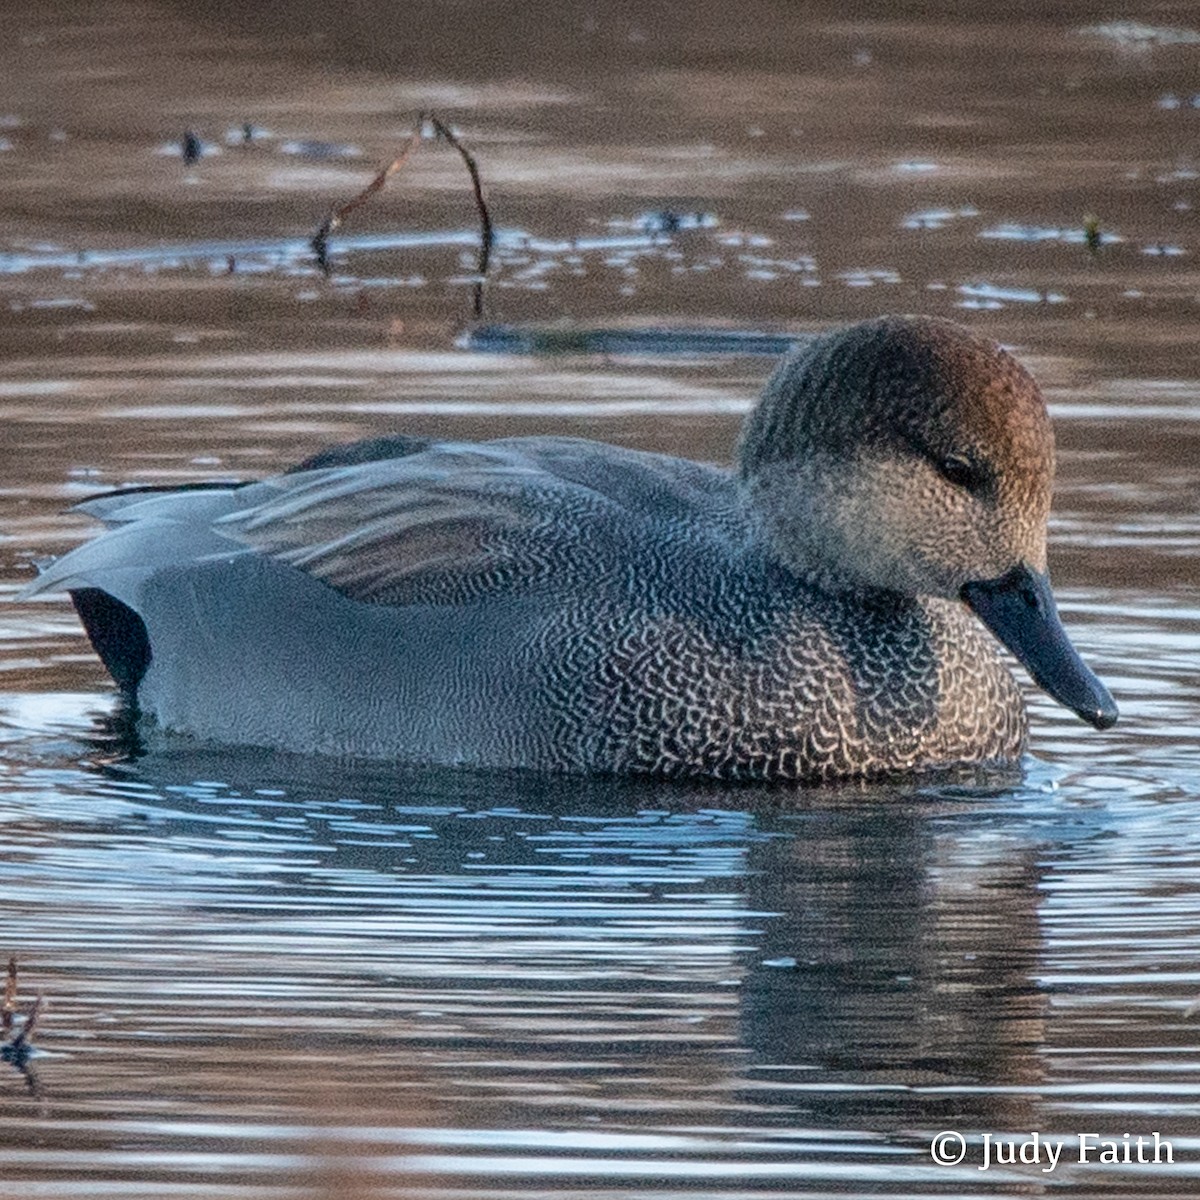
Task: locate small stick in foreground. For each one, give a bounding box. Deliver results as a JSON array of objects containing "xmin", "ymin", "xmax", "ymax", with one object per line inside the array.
[
  {"xmin": 2, "ymin": 956, "xmax": 43, "ymax": 1091},
  {"xmin": 1, "ymin": 955, "xmax": 15, "ymax": 1036}
]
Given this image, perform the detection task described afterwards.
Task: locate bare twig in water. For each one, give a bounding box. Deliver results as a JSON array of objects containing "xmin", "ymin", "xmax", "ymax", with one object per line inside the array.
[
  {"xmin": 2, "ymin": 955, "xmax": 15, "ymax": 1036},
  {"xmin": 9, "ymin": 994, "xmax": 43, "ymax": 1052},
  {"xmin": 310, "ymin": 112, "xmax": 494, "ymax": 317},
  {"xmin": 2, "ymin": 956, "xmax": 43, "ymax": 1090},
  {"xmin": 311, "ymin": 124, "xmax": 424, "ymax": 273},
  {"xmin": 426, "ymin": 115, "xmax": 494, "ymax": 318}
]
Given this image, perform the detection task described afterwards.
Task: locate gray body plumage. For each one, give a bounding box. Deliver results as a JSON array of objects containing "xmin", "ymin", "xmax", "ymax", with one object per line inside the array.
[
  {"xmin": 26, "ymin": 433, "xmax": 1024, "ymax": 781},
  {"xmin": 25, "ymin": 316, "xmax": 1113, "ymax": 782}
]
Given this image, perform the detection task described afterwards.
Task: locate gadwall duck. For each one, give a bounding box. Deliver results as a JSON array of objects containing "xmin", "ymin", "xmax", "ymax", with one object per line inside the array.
[{"xmin": 25, "ymin": 315, "xmax": 1116, "ymax": 781}]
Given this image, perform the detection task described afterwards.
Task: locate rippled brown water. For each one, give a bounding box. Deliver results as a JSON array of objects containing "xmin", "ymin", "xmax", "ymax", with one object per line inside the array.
[{"xmin": 2, "ymin": 2, "xmax": 1199, "ymax": 1196}]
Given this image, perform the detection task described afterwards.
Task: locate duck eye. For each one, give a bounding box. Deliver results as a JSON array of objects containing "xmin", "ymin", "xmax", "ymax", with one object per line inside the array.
[{"xmin": 937, "ymin": 454, "xmax": 986, "ymax": 494}]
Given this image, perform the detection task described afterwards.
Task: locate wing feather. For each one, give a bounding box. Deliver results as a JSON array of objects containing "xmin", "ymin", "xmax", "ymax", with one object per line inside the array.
[
  {"xmin": 217, "ymin": 437, "xmax": 741, "ymax": 606},
  {"xmin": 25, "ymin": 435, "xmax": 744, "ymax": 610}
]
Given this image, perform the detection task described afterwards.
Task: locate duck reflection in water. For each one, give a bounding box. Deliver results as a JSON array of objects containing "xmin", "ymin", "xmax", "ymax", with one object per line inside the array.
[
  {"xmin": 53, "ymin": 746, "xmax": 1054, "ymax": 1140},
  {"xmin": 740, "ymin": 790, "xmax": 1048, "ymax": 1133}
]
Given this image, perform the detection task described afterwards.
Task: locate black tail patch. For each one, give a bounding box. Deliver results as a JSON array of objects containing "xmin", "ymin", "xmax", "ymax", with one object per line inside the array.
[{"xmin": 69, "ymin": 588, "xmax": 151, "ymax": 698}]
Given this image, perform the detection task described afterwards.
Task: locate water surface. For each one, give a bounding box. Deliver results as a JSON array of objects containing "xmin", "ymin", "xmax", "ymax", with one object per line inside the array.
[{"xmin": 2, "ymin": 2, "xmax": 1199, "ymax": 1196}]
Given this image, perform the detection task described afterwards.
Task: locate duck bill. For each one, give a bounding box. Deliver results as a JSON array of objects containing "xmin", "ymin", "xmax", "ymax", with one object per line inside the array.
[{"xmin": 961, "ymin": 563, "xmax": 1118, "ymax": 730}]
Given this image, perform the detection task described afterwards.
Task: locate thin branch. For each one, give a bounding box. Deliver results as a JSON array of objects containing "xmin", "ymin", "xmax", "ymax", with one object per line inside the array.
[
  {"xmin": 311, "ymin": 123, "xmax": 425, "ymax": 274},
  {"xmin": 2, "ymin": 956, "xmax": 15, "ymax": 1036},
  {"xmin": 309, "ymin": 111, "xmax": 495, "ymax": 318},
  {"xmin": 2, "ymin": 957, "xmax": 43, "ymax": 1092},
  {"xmin": 9, "ymin": 994, "xmax": 43, "ymax": 1051},
  {"xmin": 427, "ymin": 116, "xmax": 494, "ymax": 318}
]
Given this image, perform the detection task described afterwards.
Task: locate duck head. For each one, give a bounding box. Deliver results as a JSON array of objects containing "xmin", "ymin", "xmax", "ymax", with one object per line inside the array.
[{"xmin": 738, "ymin": 315, "xmax": 1117, "ymax": 730}]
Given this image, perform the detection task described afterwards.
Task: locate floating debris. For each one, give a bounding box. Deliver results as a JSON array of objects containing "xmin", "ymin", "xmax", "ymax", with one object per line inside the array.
[
  {"xmin": 463, "ymin": 325, "xmax": 802, "ymax": 357},
  {"xmin": 158, "ymin": 132, "xmax": 217, "ymax": 163},
  {"xmin": 1083, "ymin": 213, "xmax": 1102, "ymax": 253}
]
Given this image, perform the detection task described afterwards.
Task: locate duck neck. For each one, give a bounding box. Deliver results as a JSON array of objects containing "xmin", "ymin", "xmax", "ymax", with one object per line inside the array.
[{"xmin": 737, "ymin": 455, "xmax": 880, "ymax": 597}]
